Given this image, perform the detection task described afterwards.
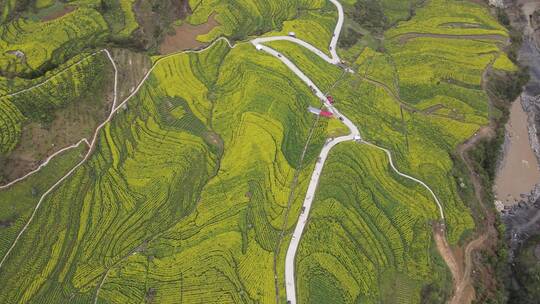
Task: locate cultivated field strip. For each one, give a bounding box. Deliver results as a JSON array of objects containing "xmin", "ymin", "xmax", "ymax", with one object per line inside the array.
[
  {"xmin": 0, "ymin": 7, "xmax": 108, "ymax": 76},
  {"xmin": 0, "ymin": 35, "xmax": 330, "ymax": 302},
  {"xmin": 297, "ymin": 143, "xmax": 439, "ymax": 304},
  {"xmin": 0, "ymin": 0, "xmax": 510, "ymax": 302},
  {"xmin": 0, "ymin": 51, "xmax": 109, "ymax": 156}
]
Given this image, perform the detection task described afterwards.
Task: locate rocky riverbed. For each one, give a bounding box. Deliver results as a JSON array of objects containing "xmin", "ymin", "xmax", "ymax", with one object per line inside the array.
[{"xmin": 499, "ymin": 0, "xmax": 540, "ymax": 262}]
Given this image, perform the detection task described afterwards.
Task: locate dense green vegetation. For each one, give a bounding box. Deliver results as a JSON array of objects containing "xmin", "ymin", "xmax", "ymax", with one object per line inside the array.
[
  {"xmin": 187, "ymin": 0, "xmax": 330, "ymax": 42},
  {"xmin": 0, "ymin": 0, "xmax": 179, "ymax": 78},
  {"xmin": 297, "ymin": 143, "xmax": 448, "ymax": 303},
  {"xmin": 508, "ymin": 236, "xmax": 540, "ymax": 303},
  {"xmin": 0, "ymin": 0, "xmax": 515, "ymax": 302},
  {"xmin": 338, "ymin": 0, "xmax": 421, "ymax": 50},
  {"xmin": 0, "ymin": 38, "xmax": 333, "ymax": 303},
  {"xmin": 0, "ymin": 51, "xmax": 110, "ymax": 157},
  {"xmin": 0, "ymin": 7, "xmax": 108, "ymax": 77},
  {"xmin": 100, "ymin": 0, "xmax": 139, "ymax": 40}
]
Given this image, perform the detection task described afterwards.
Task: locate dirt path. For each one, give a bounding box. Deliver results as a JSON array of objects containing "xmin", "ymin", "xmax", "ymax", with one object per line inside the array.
[
  {"xmin": 445, "ymin": 55, "xmax": 499, "ymax": 304},
  {"xmin": 436, "ymin": 124, "xmax": 495, "ymax": 304},
  {"xmin": 395, "ymin": 32, "xmax": 509, "ymax": 44},
  {"xmin": 433, "ymin": 223, "xmax": 463, "ymax": 295},
  {"xmin": 452, "ymin": 233, "xmax": 490, "ymax": 304}
]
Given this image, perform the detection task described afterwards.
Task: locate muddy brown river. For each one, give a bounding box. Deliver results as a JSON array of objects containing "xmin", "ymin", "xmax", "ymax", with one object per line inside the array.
[{"xmin": 494, "ymin": 99, "xmax": 540, "ymax": 206}]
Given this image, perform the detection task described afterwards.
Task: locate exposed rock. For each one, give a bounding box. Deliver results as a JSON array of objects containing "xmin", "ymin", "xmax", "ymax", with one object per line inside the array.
[{"xmin": 489, "ymin": 0, "xmax": 505, "ymax": 9}]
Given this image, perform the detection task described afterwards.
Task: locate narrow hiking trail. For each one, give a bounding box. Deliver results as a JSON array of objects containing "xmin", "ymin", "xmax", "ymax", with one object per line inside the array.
[
  {"xmin": 446, "ymin": 55, "xmax": 501, "ymax": 304},
  {"xmin": 0, "ymin": 49, "xmax": 119, "ymax": 269},
  {"xmin": 0, "ymin": 38, "xmax": 238, "ymax": 269}
]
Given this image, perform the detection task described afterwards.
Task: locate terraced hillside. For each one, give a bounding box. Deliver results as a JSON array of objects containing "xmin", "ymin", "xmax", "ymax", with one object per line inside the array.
[
  {"xmin": 0, "ymin": 38, "xmax": 332, "ymax": 303},
  {"xmin": 296, "ymin": 143, "xmax": 446, "ymax": 304},
  {"xmin": 291, "ymin": 0, "xmax": 514, "ymax": 302},
  {"xmin": 0, "ymin": 0, "xmax": 515, "ymax": 303},
  {"xmin": 187, "ymin": 0, "xmax": 330, "ymax": 42},
  {"xmin": 336, "ymin": 0, "xmax": 511, "ymax": 244},
  {"xmin": 0, "ymin": 7, "xmax": 109, "ymax": 76},
  {"xmin": 0, "ymin": 51, "xmax": 113, "ymax": 182}
]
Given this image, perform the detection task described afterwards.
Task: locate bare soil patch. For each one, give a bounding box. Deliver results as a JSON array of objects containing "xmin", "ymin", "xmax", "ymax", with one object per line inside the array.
[
  {"xmin": 159, "ymin": 13, "xmax": 219, "ymax": 54},
  {"xmin": 110, "ymin": 48, "xmax": 152, "ymax": 103},
  {"xmin": 132, "ymin": 0, "xmax": 191, "ymax": 51},
  {"xmin": 433, "ymin": 222, "xmax": 478, "ymax": 304},
  {"xmin": 41, "ymin": 6, "xmax": 76, "ymax": 22},
  {"xmin": 434, "ymin": 224, "xmax": 463, "ymax": 284},
  {"xmin": 1, "ymin": 65, "xmax": 115, "ymax": 182},
  {"xmin": 205, "ymin": 131, "xmax": 224, "ymax": 153},
  {"xmin": 0, "ymin": 219, "xmax": 14, "ymax": 228}
]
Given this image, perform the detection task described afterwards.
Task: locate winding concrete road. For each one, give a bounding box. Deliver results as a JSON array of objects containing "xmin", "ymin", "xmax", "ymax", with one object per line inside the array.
[
  {"xmin": 0, "ymin": 2, "xmax": 449, "ymax": 302},
  {"xmin": 252, "ymin": 1, "xmax": 362, "ymax": 302},
  {"xmin": 252, "ymin": 1, "xmax": 445, "ymax": 303}
]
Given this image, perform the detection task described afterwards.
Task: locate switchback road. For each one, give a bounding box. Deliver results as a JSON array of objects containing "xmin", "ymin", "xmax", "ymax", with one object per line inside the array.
[{"xmin": 252, "ymin": 1, "xmax": 445, "ymax": 303}]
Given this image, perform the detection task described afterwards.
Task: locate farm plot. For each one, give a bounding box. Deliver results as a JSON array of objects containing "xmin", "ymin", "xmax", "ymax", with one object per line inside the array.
[
  {"xmin": 263, "ymin": 9, "xmax": 337, "ymax": 55},
  {"xmin": 387, "ymin": 0, "xmax": 508, "ymax": 38},
  {"xmin": 0, "ymin": 51, "xmax": 110, "ymax": 157},
  {"xmin": 186, "ymin": 0, "xmax": 328, "ymax": 42},
  {"xmin": 0, "ymin": 7, "xmax": 108, "ymax": 76},
  {"xmin": 0, "ymin": 143, "xmax": 87, "ymax": 260},
  {"xmin": 100, "ymin": 0, "xmax": 139, "ymax": 40},
  {"xmin": 265, "ymin": 40, "xmax": 343, "ymax": 92},
  {"xmin": 0, "ymin": 39, "xmax": 331, "ymax": 303},
  {"xmin": 331, "ymin": 75, "xmax": 476, "ymax": 245},
  {"xmin": 296, "ymin": 143, "xmax": 448, "ymax": 304}
]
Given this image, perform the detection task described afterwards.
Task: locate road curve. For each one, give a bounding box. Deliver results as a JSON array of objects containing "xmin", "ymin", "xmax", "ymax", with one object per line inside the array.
[
  {"xmin": 252, "ymin": 1, "xmax": 361, "ymax": 303},
  {"xmin": 0, "ymin": 3, "xmax": 449, "ymax": 302},
  {"xmin": 252, "ymin": 1, "xmax": 445, "ymax": 303},
  {"xmin": 284, "ymin": 135, "xmax": 356, "ymax": 302},
  {"xmin": 251, "ymin": 36, "xmax": 338, "ymax": 65}
]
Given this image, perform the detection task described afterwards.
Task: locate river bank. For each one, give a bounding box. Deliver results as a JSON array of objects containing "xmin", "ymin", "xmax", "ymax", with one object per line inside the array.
[
  {"xmin": 496, "ymin": 0, "xmax": 540, "ymax": 301},
  {"xmin": 494, "ymin": 0, "xmax": 540, "ymax": 210},
  {"xmin": 499, "ymin": 0, "xmax": 540, "ymax": 225},
  {"xmin": 494, "ymin": 97, "xmax": 540, "ymax": 208}
]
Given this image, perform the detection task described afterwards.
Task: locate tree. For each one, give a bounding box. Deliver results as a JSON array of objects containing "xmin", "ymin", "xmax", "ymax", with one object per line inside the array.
[{"xmin": 352, "ymin": 0, "xmax": 388, "ymax": 33}]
